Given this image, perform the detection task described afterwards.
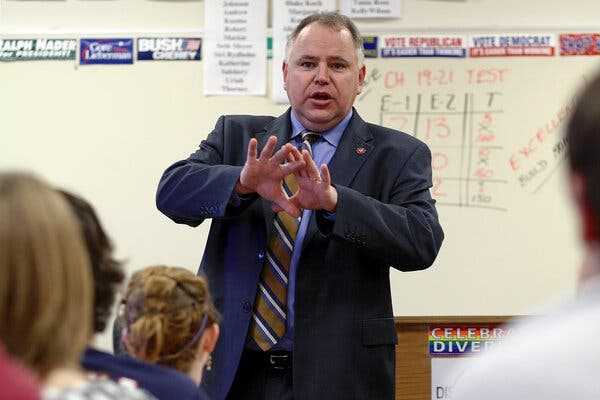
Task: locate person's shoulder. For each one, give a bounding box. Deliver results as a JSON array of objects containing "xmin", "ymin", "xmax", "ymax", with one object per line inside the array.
[
  {"xmin": 217, "ymin": 114, "xmax": 278, "ymax": 131},
  {"xmin": 362, "ymin": 119, "xmax": 427, "ymax": 150},
  {"xmin": 82, "ymin": 350, "xmax": 200, "ymax": 398},
  {"xmin": 44, "ymin": 379, "xmax": 157, "ymax": 400},
  {"xmin": 453, "ymin": 301, "xmax": 600, "ymax": 399},
  {"xmin": 198, "ymin": 385, "xmax": 211, "ymax": 400},
  {"xmin": 220, "ymin": 114, "xmax": 275, "ymax": 122},
  {"xmin": 113, "ymin": 354, "xmax": 199, "ymax": 385},
  {"xmin": 89, "ymin": 379, "xmax": 157, "ymax": 400}
]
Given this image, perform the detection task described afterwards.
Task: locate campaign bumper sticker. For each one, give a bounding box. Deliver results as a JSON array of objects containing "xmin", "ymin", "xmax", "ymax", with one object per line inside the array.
[
  {"xmin": 137, "ymin": 38, "xmax": 201, "ymax": 61},
  {"xmin": 80, "ymin": 38, "xmax": 133, "ymax": 65}
]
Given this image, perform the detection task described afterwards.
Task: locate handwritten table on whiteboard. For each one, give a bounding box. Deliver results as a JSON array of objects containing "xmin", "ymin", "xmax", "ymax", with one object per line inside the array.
[{"xmin": 379, "ymin": 83, "xmax": 508, "ymax": 211}]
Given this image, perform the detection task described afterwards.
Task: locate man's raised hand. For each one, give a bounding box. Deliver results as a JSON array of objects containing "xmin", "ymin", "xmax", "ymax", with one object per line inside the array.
[
  {"xmin": 271, "ymin": 149, "xmax": 338, "ymax": 214},
  {"xmin": 236, "ymin": 136, "xmax": 305, "ymax": 217}
]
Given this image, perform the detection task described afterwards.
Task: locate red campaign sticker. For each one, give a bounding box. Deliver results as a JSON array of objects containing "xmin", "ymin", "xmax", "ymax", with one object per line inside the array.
[{"xmin": 560, "ymin": 33, "xmax": 600, "ymax": 56}]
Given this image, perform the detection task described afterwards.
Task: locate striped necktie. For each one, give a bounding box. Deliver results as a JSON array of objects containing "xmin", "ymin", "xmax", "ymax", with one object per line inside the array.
[
  {"xmin": 249, "ymin": 132, "xmax": 320, "ymax": 351},
  {"xmin": 301, "ymin": 131, "xmax": 320, "ymax": 157}
]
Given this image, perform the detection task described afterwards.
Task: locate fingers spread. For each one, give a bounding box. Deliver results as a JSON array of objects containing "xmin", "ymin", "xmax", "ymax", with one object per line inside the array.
[
  {"xmin": 247, "ymin": 138, "xmax": 258, "ymax": 160},
  {"xmin": 259, "ymin": 136, "xmax": 277, "ymax": 162},
  {"xmin": 280, "ymin": 147, "xmax": 305, "ymax": 175},
  {"xmin": 303, "ymin": 150, "xmax": 321, "ymax": 180},
  {"xmin": 287, "ymin": 145, "xmax": 303, "ymax": 163},
  {"xmin": 293, "ymin": 150, "xmax": 308, "ymax": 178},
  {"xmin": 280, "ymin": 161, "xmax": 305, "ymax": 177},
  {"xmin": 321, "ymin": 164, "xmax": 331, "ymax": 186},
  {"xmin": 271, "ymin": 143, "xmax": 291, "ymax": 165}
]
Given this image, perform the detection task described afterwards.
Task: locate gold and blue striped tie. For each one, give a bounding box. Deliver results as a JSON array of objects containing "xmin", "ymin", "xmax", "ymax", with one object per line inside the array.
[{"xmin": 249, "ymin": 132, "xmax": 319, "ymax": 351}]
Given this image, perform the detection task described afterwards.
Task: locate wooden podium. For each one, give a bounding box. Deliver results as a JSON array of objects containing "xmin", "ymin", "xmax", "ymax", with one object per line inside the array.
[{"xmin": 394, "ymin": 316, "xmax": 512, "ymax": 400}]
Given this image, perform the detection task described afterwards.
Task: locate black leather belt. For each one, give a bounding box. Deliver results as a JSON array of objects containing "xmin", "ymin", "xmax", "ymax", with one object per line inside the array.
[{"xmin": 245, "ymin": 350, "xmax": 292, "ymax": 370}]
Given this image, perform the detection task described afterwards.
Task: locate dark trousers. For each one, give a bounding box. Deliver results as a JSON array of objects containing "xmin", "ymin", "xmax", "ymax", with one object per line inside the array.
[{"xmin": 226, "ymin": 350, "xmax": 293, "ymax": 400}]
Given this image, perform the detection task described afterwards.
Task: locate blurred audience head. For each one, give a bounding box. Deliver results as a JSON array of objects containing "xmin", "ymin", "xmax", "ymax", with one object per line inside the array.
[
  {"xmin": 0, "ymin": 172, "xmax": 93, "ymax": 379},
  {"xmin": 120, "ymin": 266, "xmax": 220, "ymax": 384},
  {"xmin": 566, "ymin": 72, "xmax": 600, "ymax": 284},
  {"xmin": 59, "ymin": 190, "xmax": 125, "ymax": 334}
]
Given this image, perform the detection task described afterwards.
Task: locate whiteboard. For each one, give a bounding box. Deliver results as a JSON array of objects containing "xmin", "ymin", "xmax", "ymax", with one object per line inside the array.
[{"xmin": 353, "ymin": 56, "xmax": 600, "ymax": 315}]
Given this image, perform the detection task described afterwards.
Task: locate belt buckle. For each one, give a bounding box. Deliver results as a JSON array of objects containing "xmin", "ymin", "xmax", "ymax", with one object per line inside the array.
[{"xmin": 269, "ymin": 353, "xmax": 289, "ymax": 370}]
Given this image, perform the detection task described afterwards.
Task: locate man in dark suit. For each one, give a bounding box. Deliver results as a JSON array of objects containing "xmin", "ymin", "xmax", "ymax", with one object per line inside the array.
[{"xmin": 156, "ymin": 12, "xmax": 444, "ymax": 400}]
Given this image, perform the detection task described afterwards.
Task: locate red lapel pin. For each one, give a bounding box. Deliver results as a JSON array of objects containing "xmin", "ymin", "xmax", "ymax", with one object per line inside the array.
[{"xmin": 356, "ymin": 147, "xmax": 366, "ymax": 155}]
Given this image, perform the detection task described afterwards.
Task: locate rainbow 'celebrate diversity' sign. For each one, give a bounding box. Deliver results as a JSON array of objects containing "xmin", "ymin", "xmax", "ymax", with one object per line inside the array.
[{"xmin": 428, "ymin": 325, "xmax": 512, "ymax": 356}]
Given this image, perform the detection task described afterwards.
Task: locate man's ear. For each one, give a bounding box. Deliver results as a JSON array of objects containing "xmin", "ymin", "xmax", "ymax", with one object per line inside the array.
[
  {"xmin": 283, "ymin": 62, "xmax": 289, "ymax": 90},
  {"xmin": 357, "ymin": 64, "xmax": 366, "ymax": 94},
  {"xmin": 571, "ymin": 173, "xmax": 599, "ymax": 243}
]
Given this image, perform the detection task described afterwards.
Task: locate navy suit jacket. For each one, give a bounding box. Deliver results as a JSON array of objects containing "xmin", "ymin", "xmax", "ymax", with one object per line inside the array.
[
  {"xmin": 82, "ymin": 348, "xmax": 209, "ymax": 400},
  {"xmin": 156, "ymin": 109, "xmax": 444, "ymax": 400}
]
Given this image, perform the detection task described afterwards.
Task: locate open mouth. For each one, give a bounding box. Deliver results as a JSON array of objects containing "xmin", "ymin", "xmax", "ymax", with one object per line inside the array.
[{"xmin": 310, "ymin": 92, "xmax": 333, "ymax": 101}]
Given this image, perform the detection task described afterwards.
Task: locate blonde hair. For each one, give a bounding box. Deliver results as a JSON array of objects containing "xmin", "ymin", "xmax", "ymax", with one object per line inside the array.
[
  {"xmin": 0, "ymin": 172, "xmax": 93, "ymax": 378},
  {"xmin": 122, "ymin": 266, "xmax": 220, "ymax": 374}
]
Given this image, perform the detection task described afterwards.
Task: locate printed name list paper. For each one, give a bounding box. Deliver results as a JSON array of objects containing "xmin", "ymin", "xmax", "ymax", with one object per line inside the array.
[
  {"xmin": 272, "ymin": 0, "xmax": 336, "ymax": 103},
  {"xmin": 340, "ymin": 0, "xmax": 402, "ymax": 19},
  {"xmin": 203, "ymin": 0, "xmax": 267, "ymax": 96}
]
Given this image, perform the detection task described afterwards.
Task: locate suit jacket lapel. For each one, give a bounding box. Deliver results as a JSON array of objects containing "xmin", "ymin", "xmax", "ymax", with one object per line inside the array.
[
  {"xmin": 256, "ymin": 108, "xmax": 293, "ymax": 239},
  {"xmin": 255, "ymin": 108, "xmax": 292, "ymax": 152},
  {"xmin": 302, "ymin": 110, "xmax": 374, "ymax": 252},
  {"xmin": 328, "ymin": 110, "xmax": 374, "ymax": 187}
]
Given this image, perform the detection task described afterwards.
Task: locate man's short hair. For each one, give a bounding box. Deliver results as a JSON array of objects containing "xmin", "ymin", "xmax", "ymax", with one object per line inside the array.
[
  {"xmin": 285, "ymin": 12, "xmax": 364, "ymax": 66},
  {"xmin": 567, "ymin": 72, "xmax": 600, "ymax": 231}
]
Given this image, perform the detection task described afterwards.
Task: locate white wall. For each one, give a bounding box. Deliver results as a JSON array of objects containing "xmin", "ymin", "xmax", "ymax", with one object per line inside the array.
[{"xmin": 3, "ymin": 0, "xmax": 600, "ymax": 34}]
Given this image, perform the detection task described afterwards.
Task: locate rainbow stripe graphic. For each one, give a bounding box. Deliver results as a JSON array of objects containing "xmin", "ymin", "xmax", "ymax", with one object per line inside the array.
[{"xmin": 428, "ymin": 325, "xmax": 512, "ymax": 356}]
